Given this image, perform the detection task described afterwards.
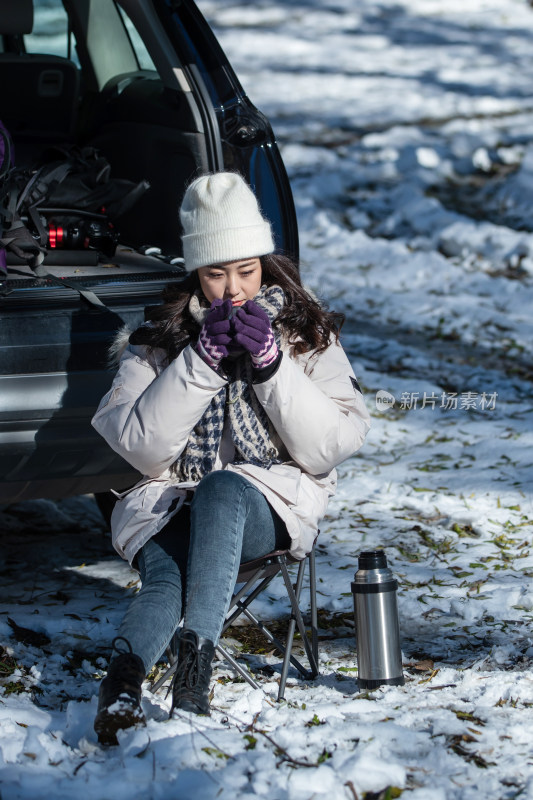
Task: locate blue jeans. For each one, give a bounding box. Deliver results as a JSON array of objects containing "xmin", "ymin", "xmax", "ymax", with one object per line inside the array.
[{"xmin": 113, "ymin": 470, "xmax": 290, "ymax": 672}]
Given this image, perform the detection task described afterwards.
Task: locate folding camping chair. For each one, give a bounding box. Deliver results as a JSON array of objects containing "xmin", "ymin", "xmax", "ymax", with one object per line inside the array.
[{"xmin": 149, "ymin": 545, "xmax": 319, "ymax": 701}]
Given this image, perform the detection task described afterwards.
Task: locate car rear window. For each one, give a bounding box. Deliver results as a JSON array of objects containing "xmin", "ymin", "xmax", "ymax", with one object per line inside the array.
[{"xmin": 25, "ymin": 0, "xmax": 79, "ymax": 65}]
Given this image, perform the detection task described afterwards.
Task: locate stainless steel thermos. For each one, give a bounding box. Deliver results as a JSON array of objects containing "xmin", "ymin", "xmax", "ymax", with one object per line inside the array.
[{"xmin": 351, "ymin": 549, "xmax": 404, "ymax": 689}]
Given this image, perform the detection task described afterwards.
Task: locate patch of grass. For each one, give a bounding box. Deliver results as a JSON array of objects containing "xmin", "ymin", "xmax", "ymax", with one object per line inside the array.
[
  {"xmin": 495, "ymin": 697, "xmax": 518, "ymax": 708},
  {"xmin": 0, "ymin": 648, "xmax": 42, "ymax": 696},
  {"xmin": 3, "ymin": 680, "xmax": 28, "ymax": 695},
  {"xmin": 0, "ymin": 647, "xmax": 18, "ymax": 679},
  {"xmin": 451, "ymin": 523, "xmax": 477, "ymax": 537},
  {"xmin": 413, "ymin": 458, "xmax": 451, "ymax": 473},
  {"xmin": 447, "ymin": 734, "xmax": 495, "ymax": 768},
  {"xmin": 316, "ymin": 609, "xmax": 353, "ymax": 630},
  {"xmin": 453, "ymin": 710, "xmax": 486, "ymax": 726},
  {"xmin": 414, "ymin": 526, "xmax": 454, "ymax": 555},
  {"xmin": 225, "ymin": 618, "xmax": 291, "ymax": 655},
  {"xmin": 216, "ymin": 674, "xmax": 246, "ymax": 685},
  {"xmin": 243, "ymin": 734, "xmax": 257, "ymax": 750},
  {"xmin": 362, "ymin": 788, "xmax": 403, "ymax": 800},
  {"xmin": 354, "ymin": 691, "xmax": 379, "ymax": 701},
  {"xmin": 305, "ymin": 714, "xmax": 326, "ymax": 727},
  {"xmin": 396, "ymin": 544, "xmax": 422, "ymax": 562},
  {"xmin": 225, "ymin": 609, "xmax": 351, "ymax": 657},
  {"xmin": 202, "ymin": 747, "xmax": 230, "ymax": 761}
]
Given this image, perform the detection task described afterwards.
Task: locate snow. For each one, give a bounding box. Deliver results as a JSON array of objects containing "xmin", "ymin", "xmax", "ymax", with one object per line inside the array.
[{"xmin": 2, "ymin": 0, "xmax": 533, "ymax": 797}]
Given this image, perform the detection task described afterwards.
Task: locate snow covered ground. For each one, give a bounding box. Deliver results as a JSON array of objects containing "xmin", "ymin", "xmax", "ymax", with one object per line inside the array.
[{"xmin": 2, "ymin": 0, "xmax": 533, "ymax": 797}]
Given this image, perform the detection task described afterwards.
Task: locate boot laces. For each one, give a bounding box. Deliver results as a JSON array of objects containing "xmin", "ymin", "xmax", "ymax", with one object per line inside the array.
[
  {"xmin": 176, "ymin": 645, "xmax": 202, "ymax": 690},
  {"xmin": 105, "ymin": 638, "xmax": 143, "ymax": 698},
  {"xmin": 112, "ymin": 636, "xmax": 134, "ymax": 656},
  {"xmin": 173, "ymin": 637, "xmax": 213, "ymax": 697}
]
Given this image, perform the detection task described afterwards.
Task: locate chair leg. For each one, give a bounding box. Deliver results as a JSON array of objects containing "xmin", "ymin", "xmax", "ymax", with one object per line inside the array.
[
  {"xmin": 150, "ymin": 659, "xmax": 178, "ymax": 694},
  {"xmin": 309, "ymin": 547, "xmax": 319, "ymax": 667},
  {"xmin": 225, "ymin": 567, "xmax": 270, "ymax": 618},
  {"xmin": 238, "ymin": 604, "xmax": 311, "ymax": 677},
  {"xmin": 149, "ymin": 631, "xmax": 179, "ymax": 694},
  {"xmin": 150, "ymin": 640, "xmax": 264, "ymax": 695},
  {"xmin": 148, "ymin": 548, "xmax": 321, "ymax": 700},
  {"xmin": 278, "ymin": 555, "xmax": 319, "ymax": 701},
  {"xmin": 282, "ymin": 558, "xmax": 319, "ymax": 675},
  {"xmin": 278, "ymin": 614, "xmax": 298, "ymax": 700},
  {"xmin": 215, "ymin": 643, "xmax": 262, "ymax": 691},
  {"xmin": 222, "ymin": 574, "xmax": 278, "ymax": 633}
]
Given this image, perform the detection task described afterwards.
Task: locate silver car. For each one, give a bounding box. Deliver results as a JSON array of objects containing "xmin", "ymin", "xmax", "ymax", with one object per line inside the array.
[{"xmin": 0, "ymin": 0, "xmax": 298, "ymax": 508}]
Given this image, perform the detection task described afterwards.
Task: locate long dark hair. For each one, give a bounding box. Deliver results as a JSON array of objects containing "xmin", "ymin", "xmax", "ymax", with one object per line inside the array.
[{"xmin": 134, "ymin": 254, "xmax": 344, "ymax": 360}]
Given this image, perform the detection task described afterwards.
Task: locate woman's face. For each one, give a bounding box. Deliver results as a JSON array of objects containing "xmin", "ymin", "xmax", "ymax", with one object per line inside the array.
[{"xmin": 197, "ymin": 258, "xmax": 262, "ymax": 306}]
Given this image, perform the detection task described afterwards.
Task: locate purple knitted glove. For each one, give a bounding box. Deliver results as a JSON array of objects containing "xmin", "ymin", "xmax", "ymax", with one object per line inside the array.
[
  {"xmin": 233, "ymin": 300, "xmax": 279, "ymax": 369},
  {"xmin": 195, "ymin": 299, "xmax": 232, "ymax": 370}
]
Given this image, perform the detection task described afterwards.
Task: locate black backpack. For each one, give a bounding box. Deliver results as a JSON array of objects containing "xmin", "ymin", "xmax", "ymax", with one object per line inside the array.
[{"xmin": 0, "ymin": 140, "xmax": 149, "ymax": 274}]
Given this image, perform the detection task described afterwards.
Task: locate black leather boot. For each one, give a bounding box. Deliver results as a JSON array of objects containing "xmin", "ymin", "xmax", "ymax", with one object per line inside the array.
[
  {"xmin": 170, "ymin": 629, "xmax": 215, "ymax": 716},
  {"xmin": 94, "ymin": 642, "xmax": 146, "ymax": 746}
]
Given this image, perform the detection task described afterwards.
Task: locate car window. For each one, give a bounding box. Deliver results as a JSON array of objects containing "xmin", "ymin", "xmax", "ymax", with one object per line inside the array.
[
  {"xmin": 25, "ymin": 0, "xmax": 80, "ymax": 66},
  {"xmin": 24, "ymin": 1, "xmax": 148, "ymax": 90},
  {"xmin": 116, "ymin": 5, "xmax": 156, "ymax": 72}
]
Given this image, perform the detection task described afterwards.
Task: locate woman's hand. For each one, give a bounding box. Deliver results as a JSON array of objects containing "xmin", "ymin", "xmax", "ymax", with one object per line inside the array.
[
  {"xmin": 195, "ymin": 299, "xmax": 232, "ymax": 370},
  {"xmin": 233, "ymin": 300, "xmax": 279, "ymax": 369}
]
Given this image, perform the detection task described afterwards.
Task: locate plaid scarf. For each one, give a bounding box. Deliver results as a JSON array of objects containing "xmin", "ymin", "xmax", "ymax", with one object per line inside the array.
[{"xmin": 172, "ymin": 285, "xmax": 285, "ymax": 482}]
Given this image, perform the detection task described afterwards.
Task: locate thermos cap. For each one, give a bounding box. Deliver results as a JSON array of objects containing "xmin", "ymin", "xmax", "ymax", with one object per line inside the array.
[{"xmin": 358, "ymin": 550, "xmax": 387, "ymax": 570}]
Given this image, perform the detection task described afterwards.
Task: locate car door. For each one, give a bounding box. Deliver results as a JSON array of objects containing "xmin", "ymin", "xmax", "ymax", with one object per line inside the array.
[
  {"xmin": 146, "ymin": 0, "xmax": 299, "ymax": 262},
  {"xmin": 65, "ymin": 0, "xmax": 298, "ymax": 260}
]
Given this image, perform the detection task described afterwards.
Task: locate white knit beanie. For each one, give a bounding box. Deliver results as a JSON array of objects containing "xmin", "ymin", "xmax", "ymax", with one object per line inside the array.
[{"xmin": 180, "ymin": 172, "xmax": 275, "ymax": 272}]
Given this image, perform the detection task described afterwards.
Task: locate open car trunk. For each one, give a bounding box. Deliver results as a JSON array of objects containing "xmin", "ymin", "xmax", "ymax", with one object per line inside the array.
[{"xmin": 0, "ymin": 0, "xmax": 298, "ymax": 505}]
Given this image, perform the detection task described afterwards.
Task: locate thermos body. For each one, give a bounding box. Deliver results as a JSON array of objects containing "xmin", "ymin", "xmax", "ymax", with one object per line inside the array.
[{"xmin": 352, "ymin": 550, "xmax": 405, "ymax": 689}]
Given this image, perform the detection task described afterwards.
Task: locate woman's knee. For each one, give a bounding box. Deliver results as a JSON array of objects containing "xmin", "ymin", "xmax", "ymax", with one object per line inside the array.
[{"xmin": 193, "ymin": 470, "xmax": 251, "ymax": 508}]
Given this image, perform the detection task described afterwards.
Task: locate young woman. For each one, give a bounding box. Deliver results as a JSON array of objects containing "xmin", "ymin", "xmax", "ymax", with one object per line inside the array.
[{"xmin": 91, "ymin": 172, "xmax": 370, "ymax": 745}]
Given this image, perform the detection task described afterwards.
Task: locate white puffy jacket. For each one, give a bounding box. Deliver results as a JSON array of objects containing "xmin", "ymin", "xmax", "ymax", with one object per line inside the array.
[{"xmin": 91, "ymin": 335, "xmax": 371, "ymax": 565}]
